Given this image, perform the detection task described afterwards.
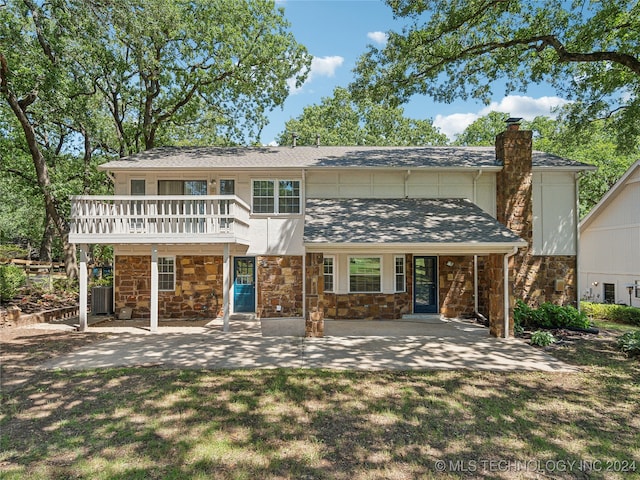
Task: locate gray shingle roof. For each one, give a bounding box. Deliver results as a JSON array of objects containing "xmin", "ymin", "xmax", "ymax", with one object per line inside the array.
[
  {"xmin": 99, "ymin": 146, "xmax": 592, "ymax": 170},
  {"xmin": 304, "ymin": 198, "xmax": 527, "ymax": 245}
]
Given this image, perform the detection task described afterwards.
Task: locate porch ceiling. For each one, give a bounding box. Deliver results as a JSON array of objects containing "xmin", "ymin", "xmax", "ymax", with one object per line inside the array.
[{"xmin": 304, "ymin": 198, "xmax": 527, "ymax": 253}]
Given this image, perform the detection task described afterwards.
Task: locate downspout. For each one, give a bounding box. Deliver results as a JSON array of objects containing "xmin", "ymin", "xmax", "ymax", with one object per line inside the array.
[
  {"xmin": 472, "ymin": 170, "xmax": 483, "ymax": 321},
  {"xmin": 575, "ymin": 172, "xmax": 581, "ymax": 311},
  {"xmin": 302, "ymin": 168, "xmax": 307, "ymax": 321},
  {"xmin": 473, "ymin": 169, "xmax": 483, "ymax": 203},
  {"xmin": 504, "ymin": 246, "xmax": 519, "ymax": 339},
  {"xmin": 474, "ymin": 255, "xmax": 479, "ymax": 314},
  {"xmin": 404, "ymin": 169, "xmax": 411, "ymax": 197}
]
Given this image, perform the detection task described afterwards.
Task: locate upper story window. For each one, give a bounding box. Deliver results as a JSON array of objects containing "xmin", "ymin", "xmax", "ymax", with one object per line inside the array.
[
  {"xmin": 130, "ymin": 179, "xmax": 146, "ymax": 195},
  {"xmin": 158, "ymin": 180, "xmax": 207, "ymax": 195},
  {"xmin": 219, "ymin": 179, "xmax": 235, "ymax": 195},
  {"xmin": 252, "ymin": 179, "xmax": 300, "ymax": 214}
]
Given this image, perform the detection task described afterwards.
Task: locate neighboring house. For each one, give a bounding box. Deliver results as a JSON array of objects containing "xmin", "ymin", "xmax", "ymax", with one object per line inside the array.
[
  {"xmin": 579, "ymin": 160, "xmax": 640, "ymax": 307},
  {"xmin": 69, "ymin": 127, "xmax": 594, "ymax": 337}
]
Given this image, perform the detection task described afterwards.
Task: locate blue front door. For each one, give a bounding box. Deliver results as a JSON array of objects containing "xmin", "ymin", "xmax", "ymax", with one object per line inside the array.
[
  {"xmin": 234, "ymin": 257, "xmax": 255, "ymax": 313},
  {"xmin": 414, "ymin": 256, "xmax": 438, "ymax": 313}
]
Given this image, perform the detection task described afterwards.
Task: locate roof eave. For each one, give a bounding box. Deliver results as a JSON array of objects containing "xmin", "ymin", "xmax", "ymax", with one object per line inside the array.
[{"xmin": 304, "ymin": 240, "xmax": 527, "ymax": 255}]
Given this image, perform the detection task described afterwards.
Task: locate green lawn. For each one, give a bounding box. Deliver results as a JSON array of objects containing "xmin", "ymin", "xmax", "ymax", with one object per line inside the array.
[{"xmin": 1, "ymin": 328, "xmax": 639, "ymax": 479}]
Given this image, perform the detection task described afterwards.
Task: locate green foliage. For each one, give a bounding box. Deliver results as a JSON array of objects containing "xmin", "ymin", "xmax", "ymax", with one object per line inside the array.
[
  {"xmin": 0, "ymin": 264, "xmax": 26, "ymax": 303},
  {"xmin": 514, "ymin": 300, "xmax": 591, "ymax": 329},
  {"xmin": 351, "ymin": 0, "xmax": 640, "ymax": 152},
  {"xmin": 617, "ymin": 331, "xmax": 640, "ymax": 357},
  {"xmin": 581, "ymin": 302, "xmax": 640, "ymax": 327},
  {"xmin": 276, "ymin": 87, "xmax": 448, "ymax": 146},
  {"xmin": 454, "ymin": 112, "xmax": 510, "ymax": 146},
  {"xmin": 0, "ymin": 244, "xmax": 28, "ymax": 260},
  {"xmin": 530, "ymin": 330, "xmax": 557, "ymax": 347}
]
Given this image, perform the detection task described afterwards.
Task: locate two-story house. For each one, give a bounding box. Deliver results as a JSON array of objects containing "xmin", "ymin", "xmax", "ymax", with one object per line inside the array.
[{"xmin": 69, "ymin": 127, "xmax": 594, "ymax": 337}]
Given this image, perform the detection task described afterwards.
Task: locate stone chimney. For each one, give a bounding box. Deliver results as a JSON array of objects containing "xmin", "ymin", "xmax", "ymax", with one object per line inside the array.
[{"xmin": 495, "ymin": 126, "xmax": 533, "ymax": 244}]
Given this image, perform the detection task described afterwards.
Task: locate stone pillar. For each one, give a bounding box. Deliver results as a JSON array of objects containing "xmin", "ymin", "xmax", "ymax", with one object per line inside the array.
[
  {"xmin": 488, "ymin": 253, "xmax": 509, "ymax": 337},
  {"xmin": 305, "ymin": 253, "xmax": 324, "ymax": 336}
]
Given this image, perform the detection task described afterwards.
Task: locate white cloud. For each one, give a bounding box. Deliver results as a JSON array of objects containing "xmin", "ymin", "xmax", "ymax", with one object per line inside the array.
[
  {"xmin": 433, "ymin": 113, "xmax": 480, "ymax": 140},
  {"xmin": 433, "ymin": 95, "xmax": 570, "ymax": 140},
  {"xmin": 288, "ymin": 55, "xmax": 345, "ymax": 94},
  {"xmin": 367, "ymin": 31, "xmax": 388, "ymax": 45},
  {"xmin": 479, "ymin": 95, "xmax": 570, "ymax": 119}
]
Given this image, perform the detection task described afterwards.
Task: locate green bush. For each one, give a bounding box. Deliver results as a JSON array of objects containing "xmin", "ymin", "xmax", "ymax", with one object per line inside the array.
[
  {"xmin": 617, "ymin": 331, "xmax": 640, "ymax": 356},
  {"xmin": 514, "ymin": 300, "xmax": 591, "ymax": 329},
  {"xmin": 581, "ymin": 302, "xmax": 640, "ymax": 326},
  {"xmin": 0, "ymin": 264, "xmax": 26, "ymax": 302},
  {"xmin": 531, "ymin": 330, "xmax": 556, "ymax": 347}
]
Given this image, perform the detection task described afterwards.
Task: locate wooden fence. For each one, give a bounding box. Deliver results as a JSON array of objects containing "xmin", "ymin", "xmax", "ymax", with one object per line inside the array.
[{"xmin": 1, "ymin": 259, "xmax": 67, "ymax": 288}]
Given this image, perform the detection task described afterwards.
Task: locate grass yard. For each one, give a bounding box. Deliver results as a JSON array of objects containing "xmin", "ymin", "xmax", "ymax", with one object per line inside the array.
[{"xmin": 1, "ymin": 324, "xmax": 639, "ymax": 479}]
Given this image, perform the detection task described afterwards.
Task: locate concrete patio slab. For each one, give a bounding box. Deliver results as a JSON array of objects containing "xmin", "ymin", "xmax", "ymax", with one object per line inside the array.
[{"xmin": 38, "ymin": 317, "xmax": 578, "ymax": 372}]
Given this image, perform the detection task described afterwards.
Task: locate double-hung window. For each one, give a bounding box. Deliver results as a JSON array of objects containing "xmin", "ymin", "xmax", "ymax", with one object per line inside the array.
[
  {"xmin": 158, "ymin": 257, "xmax": 175, "ymax": 291},
  {"xmin": 323, "ymin": 256, "xmax": 335, "ymax": 292},
  {"xmin": 394, "ymin": 256, "xmax": 406, "ymax": 292},
  {"xmin": 252, "ymin": 179, "xmax": 300, "ymax": 214},
  {"xmin": 349, "ymin": 257, "xmax": 381, "ymax": 293}
]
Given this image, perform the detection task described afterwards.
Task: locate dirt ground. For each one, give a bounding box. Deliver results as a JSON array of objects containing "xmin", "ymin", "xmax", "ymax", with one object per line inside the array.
[{"xmin": 0, "ymin": 327, "xmax": 112, "ymax": 393}]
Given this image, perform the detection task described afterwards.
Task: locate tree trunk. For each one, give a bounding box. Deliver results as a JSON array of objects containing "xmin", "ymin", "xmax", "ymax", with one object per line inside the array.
[
  {"xmin": 39, "ymin": 215, "xmax": 54, "ymax": 262},
  {"xmin": 1, "ymin": 53, "xmax": 79, "ymax": 281}
]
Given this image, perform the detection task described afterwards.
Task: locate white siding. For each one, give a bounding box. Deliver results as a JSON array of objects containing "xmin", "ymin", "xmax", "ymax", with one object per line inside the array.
[
  {"xmin": 305, "ymin": 170, "xmax": 496, "ymax": 214},
  {"xmin": 580, "ymin": 174, "xmax": 640, "ymax": 307},
  {"xmin": 532, "ymin": 172, "xmax": 577, "ymax": 255}
]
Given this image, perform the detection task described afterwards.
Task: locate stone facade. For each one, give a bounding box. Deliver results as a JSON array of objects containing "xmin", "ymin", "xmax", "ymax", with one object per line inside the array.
[
  {"xmin": 256, "ymin": 255, "xmax": 303, "ymax": 318},
  {"xmin": 439, "ymin": 255, "xmax": 475, "ymax": 318},
  {"xmin": 115, "ymin": 255, "xmax": 223, "ymax": 319}
]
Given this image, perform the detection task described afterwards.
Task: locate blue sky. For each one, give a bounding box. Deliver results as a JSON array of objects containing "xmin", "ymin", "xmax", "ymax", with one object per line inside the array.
[{"xmin": 260, "ymin": 0, "xmax": 568, "ymax": 145}]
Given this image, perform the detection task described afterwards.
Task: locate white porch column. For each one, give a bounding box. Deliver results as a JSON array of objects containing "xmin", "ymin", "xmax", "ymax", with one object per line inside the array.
[
  {"xmin": 503, "ymin": 253, "xmax": 510, "ymax": 339},
  {"xmin": 79, "ymin": 245, "xmax": 88, "ymax": 332},
  {"xmin": 150, "ymin": 245, "xmax": 158, "ymax": 332},
  {"xmin": 222, "ymin": 243, "xmax": 230, "ymax": 332}
]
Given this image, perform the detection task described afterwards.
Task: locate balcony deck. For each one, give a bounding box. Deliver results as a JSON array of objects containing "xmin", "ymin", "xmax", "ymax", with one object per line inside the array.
[{"xmin": 69, "ymin": 195, "xmax": 250, "ymax": 245}]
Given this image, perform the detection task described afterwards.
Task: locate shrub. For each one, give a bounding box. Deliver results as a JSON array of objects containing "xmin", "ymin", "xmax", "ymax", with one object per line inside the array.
[
  {"xmin": 514, "ymin": 300, "xmax": 591, "ymax": 329},
  {"xmin": 0, "ymin": 265, "xmax": 26, "ymax": 302},
  {"xmin": 617, "ymin": 331, "xmax": 640, "ymax": 357},
  {"xmin": 531, "ymin": 330, "xmax": 556, "ymax": 347},
  {"xmin": 581, "ymin": 302, "xmax": 640, "ymax": 327}
]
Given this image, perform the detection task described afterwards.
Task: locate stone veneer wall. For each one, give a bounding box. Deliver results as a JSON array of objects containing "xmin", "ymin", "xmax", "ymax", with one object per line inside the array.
[
  {"xmin": 439, "ymin": 255, "xmax": 475, "ymax": 318},
  {"xmin": 256, "ymin": 255, "xmax": 303, "ymax": 318},
  {"xmin": 487, "ymin": 253, "xmax": 509, "ymax": 337},
  {"xmin": 115, "ymin": 255, "xmax": 223, "ymax": 319}
]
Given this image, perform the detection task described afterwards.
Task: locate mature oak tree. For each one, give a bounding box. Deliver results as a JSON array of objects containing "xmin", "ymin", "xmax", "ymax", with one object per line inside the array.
[
  {"xmin": 351, "ymin": 0, "xmax": 640, "ymax": 151},
  {"xmin": 1, "ymin": 0, "xmax": 310, "ymax": 274}
]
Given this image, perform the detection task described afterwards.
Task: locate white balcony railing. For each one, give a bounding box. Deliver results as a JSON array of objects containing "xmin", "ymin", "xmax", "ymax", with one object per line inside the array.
[{"xmin": 69, "ymin": 195, "xmax": 251, "ymax": 244}]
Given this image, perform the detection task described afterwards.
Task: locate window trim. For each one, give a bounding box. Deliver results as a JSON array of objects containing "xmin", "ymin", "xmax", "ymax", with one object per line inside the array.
[
  {"xmin": 348, "ymin": 256, "xmax": 382, "ymax": 293},
  {"xmin": 394, "ymin": 255, "xmax": 406, "ymax": 293},
  {"xmin": 158, "ymin": 256, "xmax": 176, "ymax": 292},
  {"xmin": 323, "ymin": 255, "xmax": 335, "ymax": 293},
  {"xmin": 251, "ymin": 178, "xmax": 301, "ymax": 215},
  {"xmin": 635, "ymin": 280, "xmax": 640, "ymax": 299}
]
